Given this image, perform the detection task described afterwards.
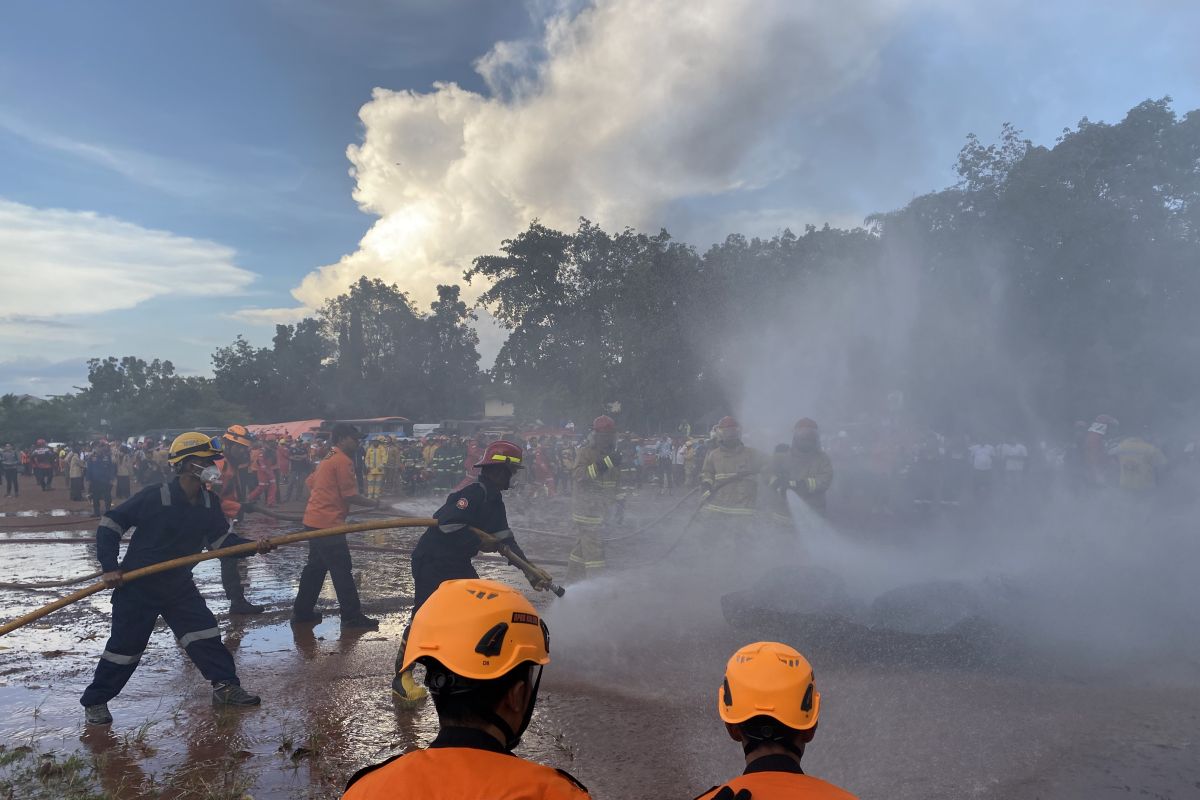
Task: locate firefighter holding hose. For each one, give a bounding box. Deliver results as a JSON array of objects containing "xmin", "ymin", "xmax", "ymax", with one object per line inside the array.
[
  {"xmin": 349, "ymin": 579, "xmax": 589, "ymax": 799},
  {"xmin": 391, "ymin": 440, "xmax": 547, "ymax": 703},
  {"xmin": 567, "ymin": 415, "xmax": 621, "ymax": 579},
  {"xmin": 80, "ymin": 432, "xmax": 274, "ymax": 726}
]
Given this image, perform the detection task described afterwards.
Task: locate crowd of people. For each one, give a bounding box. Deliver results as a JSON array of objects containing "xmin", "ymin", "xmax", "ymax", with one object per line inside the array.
[{"xmin": 70, "ymin": 422, "xmax": 856, "ymax": 799}]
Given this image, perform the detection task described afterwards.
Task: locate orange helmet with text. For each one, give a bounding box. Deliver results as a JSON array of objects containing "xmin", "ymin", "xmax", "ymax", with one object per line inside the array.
[
  {"xmin": 223, "ymin": 424, "xmax": 253, "ymax": 448},
  {"xmin": 400, "ymin": 578, "xmax": 550, "ymax": 681}
]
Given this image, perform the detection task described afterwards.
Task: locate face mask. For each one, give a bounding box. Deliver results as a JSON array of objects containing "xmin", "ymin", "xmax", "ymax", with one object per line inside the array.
[{"xmin": 197, "ymin": 464, "xmax": 222, "ymax": 485}]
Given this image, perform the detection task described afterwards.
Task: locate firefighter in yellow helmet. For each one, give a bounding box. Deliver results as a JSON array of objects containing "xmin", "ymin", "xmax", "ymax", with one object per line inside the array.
[
  {"xmin": 343, "ymin": 578, "xmax": 589, "ymax": 799},
  {"xmin": 567, "ymin": 415, "xmax": 621, "ymax": 580},
  {"xmin": 696, "ymin": 416, "xmax": 765, "ymax": 554},
  {"xmin": 696, "ymin": 641, "xmax": 857, "ymax": 800},
  {"xmin": 767, "ymin": 418, "xmax": 834, "ymax": 529}
]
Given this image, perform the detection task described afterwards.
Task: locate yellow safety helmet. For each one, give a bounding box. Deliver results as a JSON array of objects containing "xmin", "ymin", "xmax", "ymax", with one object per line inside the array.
[
  {"xmin": 719, "ymin": 641, "xmax": 820, "ymax": 732},
  {"xmin": 401, "ymin": 578, "xmax": 549, "ymax": 684},
  {"xmin": 168, "ymin": 432, "xmax": 224, "ymax": 465},
  {"xmin": 223, "ymin": 424, "xmax": 253, "ymax": 448}
]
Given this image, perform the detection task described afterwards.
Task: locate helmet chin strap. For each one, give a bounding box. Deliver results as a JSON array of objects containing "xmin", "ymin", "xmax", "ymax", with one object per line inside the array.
[{"xmin": 472, "ymin": 665, "xmax": 543, "ymax": 752}]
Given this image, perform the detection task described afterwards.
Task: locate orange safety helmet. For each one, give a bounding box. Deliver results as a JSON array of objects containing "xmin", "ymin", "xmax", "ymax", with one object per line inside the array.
[
  {"xmin": 474, "ymin": 440, "xmax": 524, "ymax": 469},
  {"xmin": 592, "ymin": 415, "xmax": 616, "ymax": 433},
  {"xmin": 794, "ymin": 417, "xmax": 819, "ymax": 432},
  {"xmin": 717, "ymin": 415, "xmax": 739, "ymax": 429},
  {"xmin": 223, "ymin": 424, "xmax": 253, "ymax": 448},
  {"xmin": 400, "ymin": 578, "xmax": 550, "ymax": 681},
  {"xmin": 719, "ymin": 641, "xmax": 820, "ymax": 732}
]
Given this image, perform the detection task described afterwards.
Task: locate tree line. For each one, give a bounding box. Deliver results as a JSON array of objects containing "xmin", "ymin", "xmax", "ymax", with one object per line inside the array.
[{"xmin": 2, "ymin": 98, "xmax": 1196, "ymax": 442}]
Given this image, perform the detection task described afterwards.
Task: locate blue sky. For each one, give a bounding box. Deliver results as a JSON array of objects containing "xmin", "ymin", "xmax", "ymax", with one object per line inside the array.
[{"xmin": 1, "ymin": 0, "xmax": 1198, "ymax": 396}]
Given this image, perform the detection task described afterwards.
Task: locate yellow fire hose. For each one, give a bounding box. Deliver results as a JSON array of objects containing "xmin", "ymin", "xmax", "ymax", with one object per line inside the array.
[
  {"xmin": 0, "ymin": 513, "xmax": 568, "ymax": 636},
  {"xmin": 0, "ymin": 517, "xmax": 435, "ymax": 638}
]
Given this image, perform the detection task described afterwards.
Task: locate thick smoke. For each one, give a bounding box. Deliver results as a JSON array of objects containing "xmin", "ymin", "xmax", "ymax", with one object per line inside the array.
[{"xmin": 292, "ymin": 0, "xmax": 928, "ymax": 310}]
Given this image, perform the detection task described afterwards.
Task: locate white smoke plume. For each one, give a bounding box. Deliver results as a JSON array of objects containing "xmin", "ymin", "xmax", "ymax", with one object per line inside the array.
[{"xmin": 291, "ymin": 0, "xmax": 931, "ymax": 310}]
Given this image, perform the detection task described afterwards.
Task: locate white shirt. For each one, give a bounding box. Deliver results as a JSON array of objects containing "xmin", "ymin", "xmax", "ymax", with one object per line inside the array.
[
  {"xmin": 969, "ymin": 444, "xmax": 995, "ymax": 471},
  {"xmin": 1000, "ymin": 443, "xmax": 1028, "ymax": 471}
]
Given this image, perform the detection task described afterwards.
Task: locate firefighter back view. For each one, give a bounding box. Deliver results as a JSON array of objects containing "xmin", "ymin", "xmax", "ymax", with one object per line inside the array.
[
  {"xmin": 343, "ymin": 578, "xmax": 589, "ymax": 799},
  {"xmin": 696, "ymin": 641, "xmax": 857, "ymax": 799}
]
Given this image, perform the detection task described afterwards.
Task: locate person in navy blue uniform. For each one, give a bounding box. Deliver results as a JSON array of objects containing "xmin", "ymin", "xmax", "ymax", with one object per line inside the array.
[
  {"xmin": 390, "ymin": 440, "xmax": 548, "ymax": 702},
  {"xmin": 80, "ymin": 432, "xmax": 274, "ymax": 726},
  {"xmin": 86, "ymin": 440, "xmax": 116, "ymax": 516}
]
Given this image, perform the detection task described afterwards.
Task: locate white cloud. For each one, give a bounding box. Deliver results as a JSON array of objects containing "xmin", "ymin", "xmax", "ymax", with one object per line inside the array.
[
  {"xmin": 293, "ymin": 0, "xmax": 929, "ymax": 309},
  {"xmin": 0, "ymin": 198, "xmax": 256, "ymax": 317},
  {"xmin": 225, "ymin": 306, "xmax": 313, "ymax": 325}
]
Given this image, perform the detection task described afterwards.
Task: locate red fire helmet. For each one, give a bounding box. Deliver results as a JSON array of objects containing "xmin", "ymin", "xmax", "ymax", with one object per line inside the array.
[
  {"xmin": 474, "ymin": 440, "xmax": 525, "ymax": 469},
  {"xmin": 592, "ymin": 415, "xmax": 616, "ymax": 433}
]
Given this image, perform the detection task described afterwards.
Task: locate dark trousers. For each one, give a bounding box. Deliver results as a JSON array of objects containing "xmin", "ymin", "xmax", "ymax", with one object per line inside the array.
[
  {"xmin": 286, "ymin": 467, "xmax": 309, "ymax": 501},
  {"xmin": 292, "ymin": 532, "xmax": 361, "ymax": 618},
  {"xmin": 220, "ymin": 557, "xmax": 247, "ymax": 602},
  {"xmin": 395, "ymin": 556, "xmax": 478, "ymax": 674},
  {"xmin": 91, "ymin": 481, "xmax": 112, "ymax": 515},
  {"xmin": 35, "ymin": 467, "xmax": 52, "ymax": 490},
  {"xmin": 70, "ymin": 476, "xmax": 84, "ymax": 501},
  {"xmin": 80, "ymin": 579, "xmax": 238, "ymax": 707},
  {"xmin": 3, "ymin": 467, "xmax": 16, "ymax": 495},
  {"xmin": 116, "ymin": 476, "xmax": 131, "ymax": 499}
]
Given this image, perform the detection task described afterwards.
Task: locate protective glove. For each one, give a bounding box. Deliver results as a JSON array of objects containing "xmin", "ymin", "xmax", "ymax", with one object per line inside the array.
[
  {"xmin": 526, "ymin": 570, "xmax": 552, "ymax": 591},
  {"xmin": 711, "ymin": 787, "xmax": 752, "ymax": 800}
]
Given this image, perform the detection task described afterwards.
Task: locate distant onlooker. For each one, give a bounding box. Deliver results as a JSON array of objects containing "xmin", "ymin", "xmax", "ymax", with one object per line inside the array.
[
  {"xmin": 86, "ymin": 442, "xmax": 115, "ymax": 516},
  {"xmin": 114, "ymin": 445, "xmax": 133, "ymax": 499},
  {"xmin": 968, "ymin": 440, "xmax": 995, "ymax": 503},
  {"xmin": 31, "ymin": 439, "xmax": 55, "ymax": 490},
  {"xmin": 1, "ymin": 443, "xmax": 19, "ymax": 497},
  {"xmin": 67, "ymin": 446, "xmax": 87, "ymax": 501}
]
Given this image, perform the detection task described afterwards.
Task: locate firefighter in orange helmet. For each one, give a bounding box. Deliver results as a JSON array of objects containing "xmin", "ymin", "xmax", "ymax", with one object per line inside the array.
[
  {"xmin": 346, "ymin": 579, "xmax": 589, "ymax": 799},
  {"xmin": 696, "ymin": 642, "xmax": 857, "ymax": 800}
]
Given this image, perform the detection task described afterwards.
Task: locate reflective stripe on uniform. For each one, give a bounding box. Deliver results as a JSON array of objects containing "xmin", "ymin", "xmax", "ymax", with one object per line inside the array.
[
  {"xmin": 99, "ymin": 516, "xmax": 125, "ymax": 535},
  {"xmin": 568, "ymin": 553, "xmax": 607, "ymax": 567},
  {"xmin": 101, "ymin": 649, "xmax": 142, "ymax": 665},
  {"xmin": 177, "ymin": 627, "xmax": 221, "ymax": 648},
  {"xmin": 159, "ymin": 483, "xmax": 172, "ymax": 506},
  {"xmin": 210, "ymin": 529, "xmax": 232, "ymax": 550},
  {"xmin": 571, "ymin": 513, "xmax": 604, "ymax": 525},
  {"xmin": 586, "ymin": 464, "xmax": 598, "ymax": 480}
]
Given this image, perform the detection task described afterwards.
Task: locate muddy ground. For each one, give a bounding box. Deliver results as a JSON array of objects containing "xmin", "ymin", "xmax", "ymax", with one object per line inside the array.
[{"xmin": 1, "ymin": 482, "xmax": 1199, "ymax": 799}]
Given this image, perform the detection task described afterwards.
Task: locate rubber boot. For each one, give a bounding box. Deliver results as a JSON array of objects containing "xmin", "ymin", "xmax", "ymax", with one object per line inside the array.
[
  {"xmin": 221, "ymin": 558, "xmax": 264, "ymax": 614},
  {"xmin": 391, "ymin": 668, "xmax": 428, "ymax": 704},
  {"xmin": 84, "ymin": 703, "xmax": 113, "ymax": 725}
]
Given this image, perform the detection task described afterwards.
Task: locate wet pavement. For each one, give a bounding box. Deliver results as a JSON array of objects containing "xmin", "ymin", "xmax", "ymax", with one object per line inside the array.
[{"xmin": 2, "ymin": 487, "xmax": 1199, "ymax": 798}]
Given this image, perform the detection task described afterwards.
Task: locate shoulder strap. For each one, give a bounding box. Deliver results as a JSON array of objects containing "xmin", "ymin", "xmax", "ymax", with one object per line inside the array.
[
  {"xmin": 344, "ymin": 751, "xmax": 408, "ymax": 791},
  {"xmin": 552, "ymin": 767, "xmax": 590, "ymax": 796},
  {"xmin": 159, "ymin": 483, "xmax": 172, "ymax": 506}
]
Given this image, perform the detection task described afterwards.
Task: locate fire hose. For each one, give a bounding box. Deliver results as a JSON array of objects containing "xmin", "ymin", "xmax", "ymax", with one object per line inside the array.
[
  {"xmin": 0, "ymin": 513, "xmax": 567, "ymax": 634},
  {"xmin": 241, "ymin": 506, "xmax": 564, "ymax": 594}
]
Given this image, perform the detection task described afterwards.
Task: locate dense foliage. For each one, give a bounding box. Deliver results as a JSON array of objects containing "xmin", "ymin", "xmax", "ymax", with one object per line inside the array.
[{"xmin": 3, "ymin": 99, "xmax": 1196, "ymax": 441}]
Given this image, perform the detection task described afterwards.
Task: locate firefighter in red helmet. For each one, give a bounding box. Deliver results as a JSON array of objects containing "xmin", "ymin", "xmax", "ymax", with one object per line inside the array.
[
  {"xmin": 391, "ymin": 440, "xmax": 548, "ymax": 703},
  {"xmin": 567, "ymin": 416, "xmax": 621, "ymax": 580}
]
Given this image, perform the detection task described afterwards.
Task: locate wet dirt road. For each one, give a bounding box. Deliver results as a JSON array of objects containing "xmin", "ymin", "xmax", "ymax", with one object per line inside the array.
[{"xmin": 2, "ymin": 487, "xmax": 1199, "ymax": 798}]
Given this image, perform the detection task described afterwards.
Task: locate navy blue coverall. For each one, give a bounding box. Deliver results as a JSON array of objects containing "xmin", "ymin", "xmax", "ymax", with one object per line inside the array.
[
  {"xmin": 80, "ymin": 479, "xmax": 254, "ymax": 707},
  {"xmin": 393, "ymin": 479, "xmax": 527, "ymax": 676}
]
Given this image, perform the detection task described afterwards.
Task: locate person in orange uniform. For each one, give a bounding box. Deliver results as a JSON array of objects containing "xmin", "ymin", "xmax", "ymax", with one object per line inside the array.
[
  {"xmin": 342, "ymin": 578, "xmax": 590, "ymax": 800},
  {"xmin": 214, "ymin": 424, "xmax": 268, "ymax": 615},
  {"xmin": 696, "ymin": 641, "xmax": 857, "ymax": 800},
  {"xmin": 291, "ymin": 423, "xmax": 381, "ymax": 630}
]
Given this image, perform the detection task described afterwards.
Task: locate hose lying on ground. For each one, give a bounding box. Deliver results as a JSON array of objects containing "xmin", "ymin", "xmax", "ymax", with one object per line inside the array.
[{"xmin": 0, "ymin": 571, "xmax": 103, "ymax": 590}]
